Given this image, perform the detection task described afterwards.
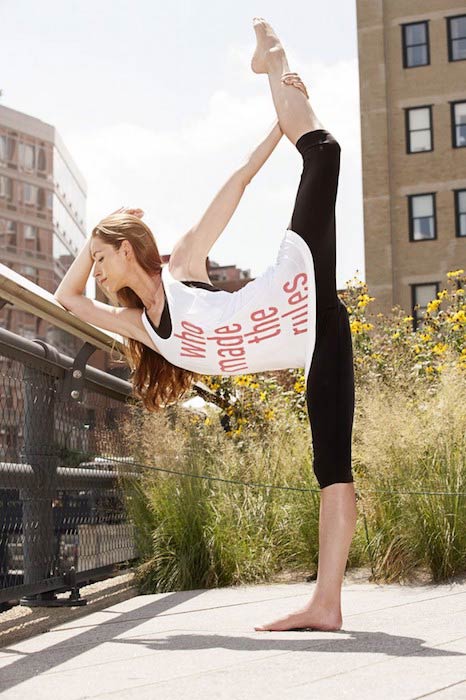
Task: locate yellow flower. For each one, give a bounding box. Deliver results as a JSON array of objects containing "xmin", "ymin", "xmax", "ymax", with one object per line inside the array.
[
  {"xmin": 432, "ymin": 342, "xmax": 448, "ymax": 355},
  {"xmin": 426, "ymin": 299, "xmax": 441, "ymax": 313},
  {"xmin": 403, "ymin": 316, "xmax": 414, "ymax": 322},
  {"xmin": 250, "ymin": 382, "xmax": 259, "ymax": 389},
  {"xmin": 294, "ymin": 381, "xmax": 305, "ymax": 393},
  {"xmin": 391, "ymin": 332, "xmax": 400, "ymax": 340},
  {"xmin": 456, "ymin": 289, "xmax": 465, "ymax": 296},
  {"xmin": 346, "ymin": 306, "xmax": 353, "ymax": 313},
  {"xmin": 259, "ymin": 391, "xmax": 267, "ymax": 402},
  {"xmin": 420, "ymin": 332, "xmax": 431, "ymax": 341},
  {"xmin": 436, "ymin": 364, "xmax": 445, "ymax": 372},
  {"xmin": 350, "ymin": 320, "xmax": 362, "ymax": 334},
  {"xmin": 362, "ymin": 322, "xmax": 373, "ymax": 331},
  {"xmin": 447, "ymin": 269, "xmax": 464, "ymax": 278},
  {"xmin": 264, "ymin": 409, "xmax": 275, "ymax": 420},
  {"xmin": 356, "ymin": 293, "xmax": 375, "ymax": 309},
  {"xmin": 204, "ymin": 417, "xmax": 211, "ymax": 425},
  {"xmin": 413, "ymin": 344, "xmax": 421, "ymax": 354},
  {"xmin": 377, "ymin": 312, "xmax": 384, "ymax": 318},
  {"xmin": 426, "ymin": 366, "xmax": 434, "ymax": 373},
  {"xmin": 210, "ymin": 382, "xmax": 220, "ymax": 391},
  {"xmin": 437, "ymin": 289, "xmax": 448, "ymax": 300}
]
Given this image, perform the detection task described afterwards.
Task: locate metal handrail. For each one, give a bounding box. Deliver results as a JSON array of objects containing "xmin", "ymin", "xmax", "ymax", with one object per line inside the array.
[{"xmin": 0, "ymin": 261, "xmax": 124, "ymax": 354}]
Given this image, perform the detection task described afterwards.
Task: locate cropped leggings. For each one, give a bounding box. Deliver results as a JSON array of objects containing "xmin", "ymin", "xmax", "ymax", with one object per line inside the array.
[{"xmin": 287, "ymin": 129, "xmax": 355, "ymax": 489}]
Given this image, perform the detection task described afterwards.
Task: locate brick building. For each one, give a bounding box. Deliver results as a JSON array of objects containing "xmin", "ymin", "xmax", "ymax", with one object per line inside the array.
[{"xmin": 356, "ymin": 1, "xmax": 466, "ymax": 326}]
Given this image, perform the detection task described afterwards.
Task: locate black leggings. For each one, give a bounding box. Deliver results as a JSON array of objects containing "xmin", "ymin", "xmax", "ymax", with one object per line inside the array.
[{"xmin": 287, "ymin": 129, "xmax": 355, "ymax": 489}]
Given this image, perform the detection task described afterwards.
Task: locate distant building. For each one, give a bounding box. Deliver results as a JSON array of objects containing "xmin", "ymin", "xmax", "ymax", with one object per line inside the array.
[
  {"xmin": 160, "ymin": 254, "xmax": 253, "ymax": 292},
  {"xmin": 356, "ymin": 1, "xmax": 466, "ymax": 326},
  {"xmin": 0, "ymin": 104, "xmax": 90, "ymax": 355}
]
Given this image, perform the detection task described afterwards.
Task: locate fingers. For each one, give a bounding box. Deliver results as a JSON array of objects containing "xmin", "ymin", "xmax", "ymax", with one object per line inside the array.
[
  {"xmin": 280, "ymin": 72, "xmax": 309, "ymax": 98},
  {"xmin": 111, "ymin": 207, "xmax": 144, "ymax": 218}
]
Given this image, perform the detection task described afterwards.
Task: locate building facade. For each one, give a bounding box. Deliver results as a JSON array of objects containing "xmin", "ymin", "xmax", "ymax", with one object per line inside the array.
[
  {"xmin": 356, "ymin": 1, "xmax": 466, "ymax": 326},
  {"xmin": 0, "ymin": 104, "xmax": 88, "ymax": 352}
]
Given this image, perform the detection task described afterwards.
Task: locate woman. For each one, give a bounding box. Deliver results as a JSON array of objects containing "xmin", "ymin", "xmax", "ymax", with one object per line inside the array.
[{"xmin": 55, "ymin": 18, "xmax": 357, "ymax": 633}]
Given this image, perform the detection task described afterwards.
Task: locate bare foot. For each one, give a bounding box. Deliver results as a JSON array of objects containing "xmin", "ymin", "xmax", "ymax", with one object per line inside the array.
[
  {"xmin": 251, "ymin": 17, "xmax": 285, "ymax": 74},
  {"xmin": 254, "ymin": 602, "xmax": 343, "ymax": 632}
]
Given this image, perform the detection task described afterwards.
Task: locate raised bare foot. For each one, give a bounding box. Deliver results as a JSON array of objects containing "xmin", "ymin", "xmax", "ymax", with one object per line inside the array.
[
  {"xmin": 254, "ymin": 603, "xmax": 343, "ymax": 632},
  {"xmin": 251, "ymin": 17, "xmax": 285, "ymax": 74}
]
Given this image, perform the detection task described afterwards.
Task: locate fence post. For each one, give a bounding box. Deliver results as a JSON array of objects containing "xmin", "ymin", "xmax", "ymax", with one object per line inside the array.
[{"xmin": 19, "ymin": 349, "xmax": 60, "ymax": 604}]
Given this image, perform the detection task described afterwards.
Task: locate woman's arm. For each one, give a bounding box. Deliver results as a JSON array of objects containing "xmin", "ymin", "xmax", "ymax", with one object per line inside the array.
[
  {"xmin": 241, "ymin": 119, "xmax": 283, "ymax": 184},
  {"xmin": 54, "ymin": 236, "xmax": 94, "ymax": 300},
  {"xmin": 54, "ymin": 206, "xmax": 141, "ymax": 302},
  {"xmin": 170, "ymin": 120, "xmax": 283, "ymax": 278},
  {"xmin": 53, "ymin": 209, "xmax": 147, "ymax": 341}
]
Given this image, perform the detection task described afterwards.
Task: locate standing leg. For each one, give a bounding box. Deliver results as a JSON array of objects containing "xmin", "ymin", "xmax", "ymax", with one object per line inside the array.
[{"xmin": 252, "ymin": 18, "xmax": 358, "ymax": 632}]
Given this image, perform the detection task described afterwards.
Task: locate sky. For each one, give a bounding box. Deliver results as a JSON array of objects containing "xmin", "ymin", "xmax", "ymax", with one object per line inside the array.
[{"xmin": 1, "ymin": 0, "xmax": 365, "ymax": 288}]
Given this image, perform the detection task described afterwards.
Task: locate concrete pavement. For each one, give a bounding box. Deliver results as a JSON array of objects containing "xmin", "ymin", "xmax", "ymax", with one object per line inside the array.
[{"xmin": 0, "ymin": 577, "xmax": 465, "ymax": 699}]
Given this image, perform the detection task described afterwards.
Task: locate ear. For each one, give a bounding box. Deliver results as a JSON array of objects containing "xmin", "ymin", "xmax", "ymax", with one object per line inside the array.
[{"xmin": 120, "ymin": 239, "xmax": 133, "ymax": 258}]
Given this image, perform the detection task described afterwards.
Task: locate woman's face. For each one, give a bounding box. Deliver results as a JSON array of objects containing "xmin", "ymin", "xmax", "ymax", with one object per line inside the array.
[{"xmin": 90, "ymin": 237, "xmax": 130, "ymax": 293}]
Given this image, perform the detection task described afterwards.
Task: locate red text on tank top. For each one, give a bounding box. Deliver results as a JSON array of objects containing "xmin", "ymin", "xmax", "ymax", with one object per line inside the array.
[{"xmin": 175, "ymin": 271, "xmax": 309, "ymax": 373}]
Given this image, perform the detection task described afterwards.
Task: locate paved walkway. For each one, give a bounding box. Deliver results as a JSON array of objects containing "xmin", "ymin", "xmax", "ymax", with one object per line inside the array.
[{"xmin": 0, "ymin": 578, "xmax": 465, "ymax": 699}]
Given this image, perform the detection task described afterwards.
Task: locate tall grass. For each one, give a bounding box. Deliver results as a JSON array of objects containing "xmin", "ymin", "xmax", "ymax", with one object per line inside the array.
[{"xmin": 118, "ymin": 271, "xmax": 466, "ymax": 592}]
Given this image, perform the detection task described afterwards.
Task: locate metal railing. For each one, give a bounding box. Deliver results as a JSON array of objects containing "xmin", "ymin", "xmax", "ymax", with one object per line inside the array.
[{"xmin": 0, "ymin": 263, "xmax": 140, "ymax": 607}]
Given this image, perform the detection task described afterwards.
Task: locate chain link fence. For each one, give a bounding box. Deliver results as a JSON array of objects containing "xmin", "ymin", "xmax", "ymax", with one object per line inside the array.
[{"xmin": 0, "ymin": 326, "xmax": 140, "ymax": 607}]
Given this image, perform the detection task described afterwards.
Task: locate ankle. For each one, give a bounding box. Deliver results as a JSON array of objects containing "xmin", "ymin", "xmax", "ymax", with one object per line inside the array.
[
  {"xmin": 311, "ymin": 588, "xmax": 342, "ymax": 610},
  {"xmin": 266, "ymin": 46, "xmax": 289, "ymax": 73}
]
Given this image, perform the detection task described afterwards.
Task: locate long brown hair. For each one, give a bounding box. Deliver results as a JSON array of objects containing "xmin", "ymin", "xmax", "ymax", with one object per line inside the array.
[{"xmin": 91, "ymin": 212, "xmax": 198, "ymax": 411}]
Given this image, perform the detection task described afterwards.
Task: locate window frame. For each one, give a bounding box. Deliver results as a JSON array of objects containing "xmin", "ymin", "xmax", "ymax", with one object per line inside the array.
[
  {"xmin": 408, "ymin": 192, "xmax": 437, "ymax": 242},
  {"xmin": 446, "ymin": 14, "xmax": 466, "ymax": 62},
  {"xmin": 450, "ymin": 100, "xmax": 466, "ymax": 148},
  {"xmin": 410, "ymin": 281, "xmax": 440, "ymax": 331},
  {"xmin": 404, "ymin": 105, "xmax": 433, "ymax": 153},
  {"xmin": 401, "ymin": 20, "xmax": 430, "ymax": 69},
  {"xmin": 454, "ymin": 188, "xmax": 466, "ymax": 237}
]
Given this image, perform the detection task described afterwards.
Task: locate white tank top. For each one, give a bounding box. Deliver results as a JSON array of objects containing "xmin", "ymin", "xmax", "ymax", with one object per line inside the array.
[{"xmin": 141, "ymin": 230, "xmax": 316, "ymax": 380}]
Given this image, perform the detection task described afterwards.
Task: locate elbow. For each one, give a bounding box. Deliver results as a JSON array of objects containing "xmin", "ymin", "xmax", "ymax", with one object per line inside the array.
[
  {"xmin": 237, "ymin": 164, "xmax": 252, "ymax": 188},
  {"xmin": 54, "ymin": 292, "xmax": 77, "ymax": 311}
]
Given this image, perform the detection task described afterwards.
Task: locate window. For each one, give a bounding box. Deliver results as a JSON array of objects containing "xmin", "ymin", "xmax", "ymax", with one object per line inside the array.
[
  {"xmin": 6, "ymin": 220, "xmax": 17, "ymax": 247},
  {"xmin": 454, "ymin": 189, "xmax": 466, "ymax": 237},
  {"xmin": 447, "ymin": 15, "xmax": 466, "ymax": 61},
  {"xmin": 24, "ymin": 224, "xmax": 37, "ymax": 240},
  {"xmin": 0, "ymin": 135, "xmax": 15, "ymax": 162},
  {"xmin": 19, "ymin": 143, "xmax": 35, "ymax": 170},
  {"xmin": 21, "ymin": 265, "xmax": 37, "ymax": 277},
  {"xmin": 405, "ymin": 106, "xmax": 433, "ymax": 152},
  {"xmin": 411, "ymin": 282, "xmax": 439, "ymax": 330},
  {"xmin": 451, "ymin": 101, "xmax": 466, "ymax": 147},
  {"xmin": 402, "ymin": 21, "xmax": 430, "ymax": 68},
  {"xmin": 408, "ymin": 193, "xmax": 437, "ymax": 241},
  {"xmin": 37, "ymin": 146, "xmax": 47, "ymax": 172},
  {"xmin": 0, "ymin": 175, "xmax": 13, "ymax": 201},
  {"xmin": 23, "ymin": 183, "xmax": 38, "ymax": 205}
]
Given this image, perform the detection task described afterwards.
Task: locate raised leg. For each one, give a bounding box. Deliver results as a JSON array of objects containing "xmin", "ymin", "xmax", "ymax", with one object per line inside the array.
[
  {"xmin": 252, "ymin": 17, "xmax": 358, "ymax": 633},
  {"xmin": 251, "ymin": 17, "xmax": 325, "ymax": 145}
]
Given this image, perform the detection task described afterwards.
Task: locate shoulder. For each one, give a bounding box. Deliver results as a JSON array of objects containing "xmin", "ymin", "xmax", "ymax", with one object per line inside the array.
[{"xmin": 167, "ymin": 257, "xmax": 213, "ymax": 286}]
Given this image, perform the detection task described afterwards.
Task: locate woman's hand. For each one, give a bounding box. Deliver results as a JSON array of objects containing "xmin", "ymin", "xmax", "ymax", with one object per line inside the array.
[
  {"xmin": 109, "ymin": 206, "xmax": 145, "ymax": 218},
  {"xmin": 280, "ymin": 72, "xmax": 309, "ymax": 99}
]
